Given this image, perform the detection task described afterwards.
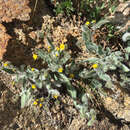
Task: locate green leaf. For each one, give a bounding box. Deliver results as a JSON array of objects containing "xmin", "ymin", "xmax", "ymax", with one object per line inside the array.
[
  {"xmin": 98, "ymin": 71, "xmax": 111, "ymax": 81},
  {"xmin": 38, "ymin": 32, "xmax": 44, "ymax": 39},
  {"xmin": 46, "ymin": 84, "xmax": 60, "ymax": 96},
  {"xmin": 92, "ymin": 19, "xmax": 110, "ymax": 30},
  {"xmin": 125, "ymin": 47, "xmax": 130, "ymax": 53},
  {"xmin": 97, "ymin": 45, "xmax": 104, "ymax": 55},
  {"xmin": 2, "ymin": 68, "xmax": 15, "ymax": 74},
  {"xmin": 85, "ymin": 41, "xmax": 98, "ymax": 54},
  {"xmin": 82, "ymin": 25, "xmax": 92, "ymax": 42},
  {"xmin": 87, "ymin": 109, "xmax": 96, "ymax": 126},
  {"xmin": 105, "ymin": 80, "xmax": 113, "ymax": 88},
  {"xmin": 36, "ymin": 80, "xmax": 43, "ymax": 88},
  {"xmin": 59, "ymin": 74, "xmax": 77, "ymax": 99},
  {"xmin": 79, "ymin": 69, "xmax": 97, "ymax": 79},
  {"xmin": 81, "ymin": 57, "xmax": 99, "ymax": 63},
  {"xmin": 81, "ymin": 93, "xmax": 88, "ymax": 104},
  {"xmin": 91, "ymin": 79, "xmax": 102, "ymax": 89},
  {"xmin": 21, "ymin": 88, "xmax": 32, "ymax": 108},
  {"xmin": 46, "ymin": 37, "xmax": 55, "ymax": 50},
  {"xmin": 119, "ymin": 63, "xmax": 130, "ymax": 72}
]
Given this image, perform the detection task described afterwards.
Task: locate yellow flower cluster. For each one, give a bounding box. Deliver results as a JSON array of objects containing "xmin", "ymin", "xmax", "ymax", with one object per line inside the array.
[
  {"xmin": 86, "ymin": 20, "xmax": 96, "ymax": 26},
  {"xmin": 33, "ymin": 97, "xmax": 44, "ymax": 107},
  {"xmin": 56, "ymin": 43, "xmax": 65, "ymax": 52}
]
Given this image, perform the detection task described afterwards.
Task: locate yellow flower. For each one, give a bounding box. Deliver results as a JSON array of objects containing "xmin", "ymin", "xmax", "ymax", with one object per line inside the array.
[
  {"xmin": 58, "ymin": 67, "xmax": 63, "ymax": 73},
  {"xmin": 3, "ymin": 63, "xmax": 8, "ymax": 67},
  {"xmin": 39, "ymin": 103, "xmax": 43, "ymax": 107},
  {"xmin": 33, "ymin": 54, "xmax": 38, "ymax": 60},
  {"xmin": 60, "ymin": 43, "xmax": 65, "ymax": 51},
  {"xmin": 40, "ymin": 97, "xmax": 44, "ymax": 102},
  {"xmin": 86, "ymin": 21, "xmax": 90, "ymax": 25},
  {"xmin": 92, "ymin": 64, "xmax": 98, "ymax": 69},
  {"xmin": 47, "ymin": 46, "xmax": 51, "ymax": 52},
  {"xmin": 55, "ymin": 52, "xmax": 59, "ymax": 57},
  {"xmin": 32, "ymin": 84, "xmax": 36, "ymax": 89},
  {"xmin": 53, "ymin": 95, "xmax": 58, "ymax": 99},
  {"xmin": 69, "ymin": 74, "xmax": 74, "ymax": 78},
  {"xmin": 56, "ymin": 47, "xmax": 60, "ymax": 51},
  {"xmin": 12, "ymin": 81, "xmax": 15, "ymax": 86},
  {"xmin": 31, "ymin": 68, "xmax": 35, "ymax": 71},
  {"xmin": 33, "ymin": 101, "xmax": 38, "ymax": 105},
  {"xmin": 91, "ymin": 20, "xmax": 96, "ymax": 23}
]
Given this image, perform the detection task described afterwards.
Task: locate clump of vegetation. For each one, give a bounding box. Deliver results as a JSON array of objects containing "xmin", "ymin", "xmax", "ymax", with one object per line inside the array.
[
  {"xmin": 0, "ymin": 0, "xmax": 129, "ymax": 127},
  {"xmin": 53, "ymin": 0, "xmax": 74, "ymax": 16},
  {"xmin": 50, "ymin": 0, "xmax": 121, "ymax": 21},
  {"xmin": 79, "ymin": 25, "xmax": 130, "ymax": 93},
  {"xmin": 1, "ymin": 18, "xmax": 129, "ymax": 126}
]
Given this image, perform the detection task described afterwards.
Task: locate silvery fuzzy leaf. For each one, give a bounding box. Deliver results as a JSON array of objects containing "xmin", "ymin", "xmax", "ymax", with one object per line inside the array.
[
  {"xmin": 82, "ymin": 25, "xmax": 92, "ymax": 42},
  {"xmin": 85, "ymin": 41, "xmax": 98, "ymax": 54},
  {"xmin": 81, "ymin": 93, "xmax": 88, "ymax": 104},
  {"xmin": 87, "ymin": 109, "xmax": 96, "ymax": 126},
  {"xmin": 97, "ymin": 71, "xmax": 111, "ymax": 81},
  {"xmin": 59, "ymin": 73, "xmax": 77, "ymax": 99},
  {"xmin": 21, "ymin": 88, "xmax": 32, "ymax": 108},
  {"xmin": 122, "ymin": 32, "xmax": 130, "ymax": 42},
  {"xmin": 46, "ymin": 84, "xmax": 60, "ymax": 95},
  {"xmin": 46, "ymin": 37, "xmax": 55, "ymax": 50},
  {"xmin": 79, "ymin": 69, "xmax": 96, "ymax": 79},
  {"xmin": 125, "ymin": 47, "xmax": 130, "ymax": 53},
  {"xmin": 119, "ymin": 63, "xmax": 130, "ymax": 72},
  {"xmin": 91, "ymin": 79, "xmax": 102, "ymax": 89},
  {"xmin": 36, "ymin": 80, "xmax": 43, "ymax": 88},
  {"xmin": 92, "ymin": 19, "xmax": 110, "ymax": 30},
  {"xmin": 81, "ymin": 57, "xmax": 99, "ymax": 63},
  {"xmin": 97, "ymin": 45, "xmax": 104, "ymax": 56},
  {"xmin": 105, "ymin": 80, "xmax": 113, "ymax": 88}
]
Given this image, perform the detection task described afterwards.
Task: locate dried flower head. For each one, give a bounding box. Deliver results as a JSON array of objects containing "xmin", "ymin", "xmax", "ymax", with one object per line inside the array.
[{"xmin": 69, "ymin": 74, "xmax": 74, "ymax": 78}]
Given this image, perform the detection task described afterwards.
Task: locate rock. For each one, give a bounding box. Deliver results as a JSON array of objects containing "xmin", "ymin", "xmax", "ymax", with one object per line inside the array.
[{"xmin": 117, "ymin": 109, "xmax": 130, "ymax": 122}]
